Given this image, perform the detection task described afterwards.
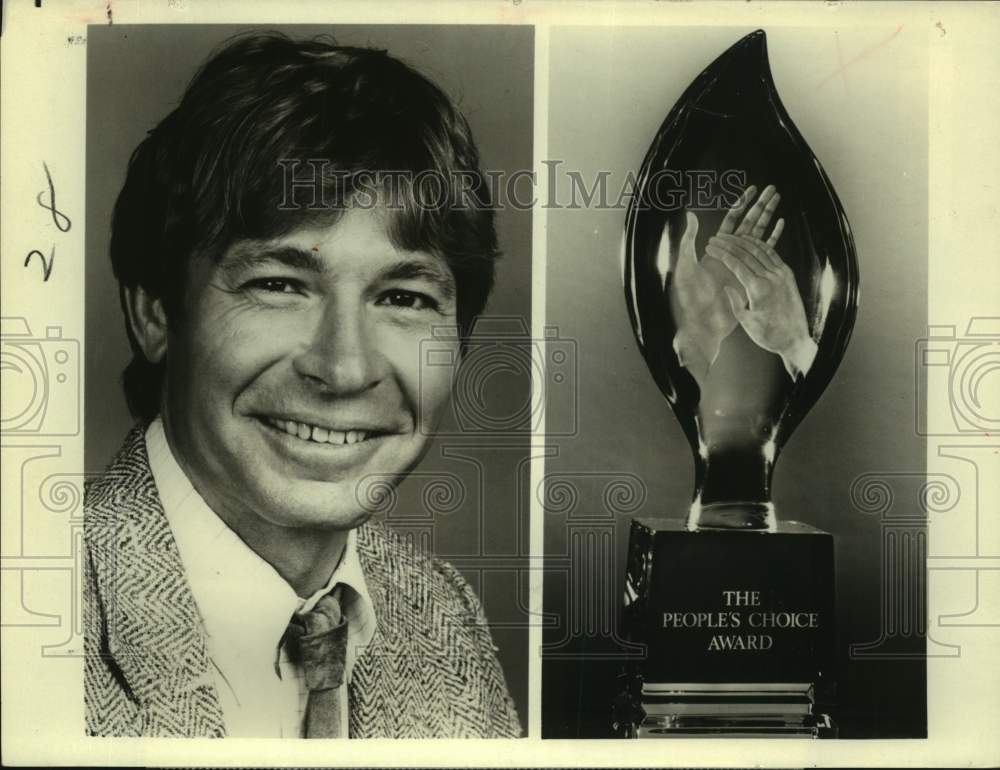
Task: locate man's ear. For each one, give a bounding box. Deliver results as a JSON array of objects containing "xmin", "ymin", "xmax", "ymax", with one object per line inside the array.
[{"xmin": 123, "ymin": 285, "xmax": 169, "ymax": 364}]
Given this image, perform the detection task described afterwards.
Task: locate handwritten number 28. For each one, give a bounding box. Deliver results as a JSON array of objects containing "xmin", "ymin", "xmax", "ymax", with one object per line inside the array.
[{"xmin": 25, "ymin": 161, "xmax": 71, "ymax": 282}]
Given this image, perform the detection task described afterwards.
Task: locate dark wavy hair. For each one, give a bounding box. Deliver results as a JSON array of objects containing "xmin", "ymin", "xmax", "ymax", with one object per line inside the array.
[{"xmin": 111, "ymin": 32, "xmax": 499, "ymax": 420}]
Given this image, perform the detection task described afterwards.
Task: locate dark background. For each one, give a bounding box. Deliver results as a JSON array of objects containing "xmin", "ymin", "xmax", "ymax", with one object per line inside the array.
[
  {"xmin": 542, "ymin": 26, "xmax": 928, "ymax": 738},
  {"xmin": 85, "ymin": 24, "xmax": 533, "ymax": 733}
]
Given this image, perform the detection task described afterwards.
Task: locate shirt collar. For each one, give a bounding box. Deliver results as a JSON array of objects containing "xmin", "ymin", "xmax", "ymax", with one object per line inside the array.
[{"xmin": 145, "ymin": 417, "xmax": 376, "ymax": 666}]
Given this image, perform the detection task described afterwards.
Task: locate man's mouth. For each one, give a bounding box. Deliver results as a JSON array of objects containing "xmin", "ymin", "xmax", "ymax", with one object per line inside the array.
[{"xmin": 261, "ymin": 416, "xmax": 382, "ymax": 446}]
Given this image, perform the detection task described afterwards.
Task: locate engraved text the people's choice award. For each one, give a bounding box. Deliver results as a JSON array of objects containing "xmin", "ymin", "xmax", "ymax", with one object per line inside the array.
[{"xmin": 618, "ymin": 30, "xmax": 859, "ymax": 738}]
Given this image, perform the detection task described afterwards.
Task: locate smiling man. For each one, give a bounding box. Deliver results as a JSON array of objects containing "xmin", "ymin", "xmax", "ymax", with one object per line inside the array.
[{"xmin": 84, "ymin": 32, "xmax": 519, "ymax": 738}]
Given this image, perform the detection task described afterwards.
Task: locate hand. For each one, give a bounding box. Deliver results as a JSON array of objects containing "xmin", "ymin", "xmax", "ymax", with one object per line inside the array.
[
  {"xmin": 705, "ymin": 233, "xmax": 818, "ymax": 380},
  {"xmin": 667, "ymin": 184, "xmax": 784, "ymax": 379}
]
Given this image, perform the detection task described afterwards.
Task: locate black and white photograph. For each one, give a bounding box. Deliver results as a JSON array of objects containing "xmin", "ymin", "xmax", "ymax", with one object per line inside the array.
[
  {"xmin": 82, "ymin": 23, "xmax": 533, "ymax": 739},
  {"xmin": 1, "ymin": 1, "xmax": 999, "ymax": 767},
  {"xmin": 541, "ymin": 25, "xmax": 926, "ymax": 739}
]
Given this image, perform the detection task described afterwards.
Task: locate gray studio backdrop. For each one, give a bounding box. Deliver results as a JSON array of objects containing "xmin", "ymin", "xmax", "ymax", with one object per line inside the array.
[
  {"xmin": 543, "ymin": 26, "xmax": 928, "ymax": 737},
  {"xmin": 85, "ymin": 24, "xmax": 533, "ymax": 731}
]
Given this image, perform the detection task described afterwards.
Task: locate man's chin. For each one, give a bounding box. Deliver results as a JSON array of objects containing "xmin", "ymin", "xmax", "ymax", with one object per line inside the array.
[
  {"xmin": 245, "ymin": 476, "xmax": 380, "ymax": 531},
  {"xmin": 268, "ymin": 504, "xmax": 374, "ymax": 532}
]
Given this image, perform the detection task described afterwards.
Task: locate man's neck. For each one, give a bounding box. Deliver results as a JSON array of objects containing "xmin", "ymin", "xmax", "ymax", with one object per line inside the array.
[
  {"xmin": 219, "ymin": 513, "xmax": 350, "ymax": 598},
  {"xmin": 158, "ymin": 420, "xmax": 350, "ymax": 598}
]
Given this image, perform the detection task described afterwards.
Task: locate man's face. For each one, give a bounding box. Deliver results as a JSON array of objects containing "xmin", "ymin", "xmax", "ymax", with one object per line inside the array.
[{"xmin": 160, "ymin": 206, "xmax": 459, "ymax": 533}]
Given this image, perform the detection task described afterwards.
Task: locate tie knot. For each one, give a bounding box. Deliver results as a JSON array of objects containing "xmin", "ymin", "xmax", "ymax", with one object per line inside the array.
[
  {"xmin": 305, "ymin": 590, "xmax": 344, "ymax": 633},
  {"xmin": 284, "ymin": 586, "xmax": 348, "ymax": 691},
  {"xmin": 286, "ymin": 584, "xmax": 344, "ymax": 636}
]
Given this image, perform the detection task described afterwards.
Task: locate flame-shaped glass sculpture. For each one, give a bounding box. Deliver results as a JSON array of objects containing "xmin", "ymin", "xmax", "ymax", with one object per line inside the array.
[{"xmin": 623, "ymin": 29, "xmax": 859, "ymax": 531}]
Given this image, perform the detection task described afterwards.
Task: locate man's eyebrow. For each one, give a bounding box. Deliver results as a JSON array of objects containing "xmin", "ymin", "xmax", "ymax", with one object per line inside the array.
[
  {"xmin": 221, "ymin": 244, "xmax": 325, "ymax": 274},
  {"xmin": 378, "ymin": 259, "xmax": 456, "ymax": 300}
]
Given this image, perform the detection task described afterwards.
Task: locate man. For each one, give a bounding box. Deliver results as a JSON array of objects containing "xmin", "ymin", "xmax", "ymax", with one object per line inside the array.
[{"xmin": 84, "ymin": 32, "xmax": 520, "ymax": 738}]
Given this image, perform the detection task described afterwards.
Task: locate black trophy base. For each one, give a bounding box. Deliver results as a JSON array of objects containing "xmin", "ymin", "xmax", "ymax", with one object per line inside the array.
[{"xmin": 621, "ymin": 517, "xmax": 837, "ymax": 738}]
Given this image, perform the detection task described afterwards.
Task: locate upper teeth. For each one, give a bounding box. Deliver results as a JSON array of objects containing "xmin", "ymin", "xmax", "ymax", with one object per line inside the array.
[{"xmin": 270, "ymin": 418, "xmax": 369, "ymax": 445}]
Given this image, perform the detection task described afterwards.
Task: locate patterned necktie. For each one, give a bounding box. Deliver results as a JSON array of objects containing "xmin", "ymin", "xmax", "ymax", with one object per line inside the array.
[{"xmin": 284, "ymin": 585, "xmax": 348, "ymax": 738}]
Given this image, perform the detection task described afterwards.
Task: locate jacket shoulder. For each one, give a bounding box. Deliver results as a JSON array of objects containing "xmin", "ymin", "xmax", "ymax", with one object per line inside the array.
[
  {"xmin": 357, "ymin": 519, "xmax": 484, "ymax": 620},
  {"xmin": 84, "ymin": 424, "xmax": 151, "ymax": 529},
  {"xmin": 353, "ymin": 519, "xmax": 521, "ymax": 737}
]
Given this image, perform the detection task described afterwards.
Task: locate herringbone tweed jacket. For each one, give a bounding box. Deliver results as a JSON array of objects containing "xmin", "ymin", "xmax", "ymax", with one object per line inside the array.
[{"xmin": 84, "ymin": 426, "xmax": 521, "ymax": 738}]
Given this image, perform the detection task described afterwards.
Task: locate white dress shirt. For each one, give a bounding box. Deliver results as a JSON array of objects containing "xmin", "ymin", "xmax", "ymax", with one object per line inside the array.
[{"xmin": 145, "ymin": 418, "xmax": 377, "ymax": 738}]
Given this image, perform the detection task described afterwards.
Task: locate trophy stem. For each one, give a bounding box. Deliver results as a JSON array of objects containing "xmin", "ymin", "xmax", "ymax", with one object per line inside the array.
[{"xmin": 689, "ymin": 444, "xmax": 776, "ymax": 531}]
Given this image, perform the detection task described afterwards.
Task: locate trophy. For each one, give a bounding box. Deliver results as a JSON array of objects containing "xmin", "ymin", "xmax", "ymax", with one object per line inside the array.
[{"xmin": 618, "ymin": 30, "xmax": 859, "ymax": 737}]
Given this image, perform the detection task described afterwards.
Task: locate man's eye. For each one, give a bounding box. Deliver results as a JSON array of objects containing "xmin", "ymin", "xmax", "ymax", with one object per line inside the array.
[
  {"xmin": 243, "ymin": 278, "xmax": 300, "ymax": 294},
  {"xmin": 378, "ymin": 290, "xmax": 439, "ymax": 311}
]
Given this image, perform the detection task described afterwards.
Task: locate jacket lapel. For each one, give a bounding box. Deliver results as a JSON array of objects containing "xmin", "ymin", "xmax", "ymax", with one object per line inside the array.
[{"xmin": 86, "ymin": 425, "xmax": 225, "ymax": 737}]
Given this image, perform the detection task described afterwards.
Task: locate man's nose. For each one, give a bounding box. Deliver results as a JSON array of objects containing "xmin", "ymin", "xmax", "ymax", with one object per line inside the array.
[{"xmin": 292, "ymin": 300, "xmax": 381, "ymax": 394}]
